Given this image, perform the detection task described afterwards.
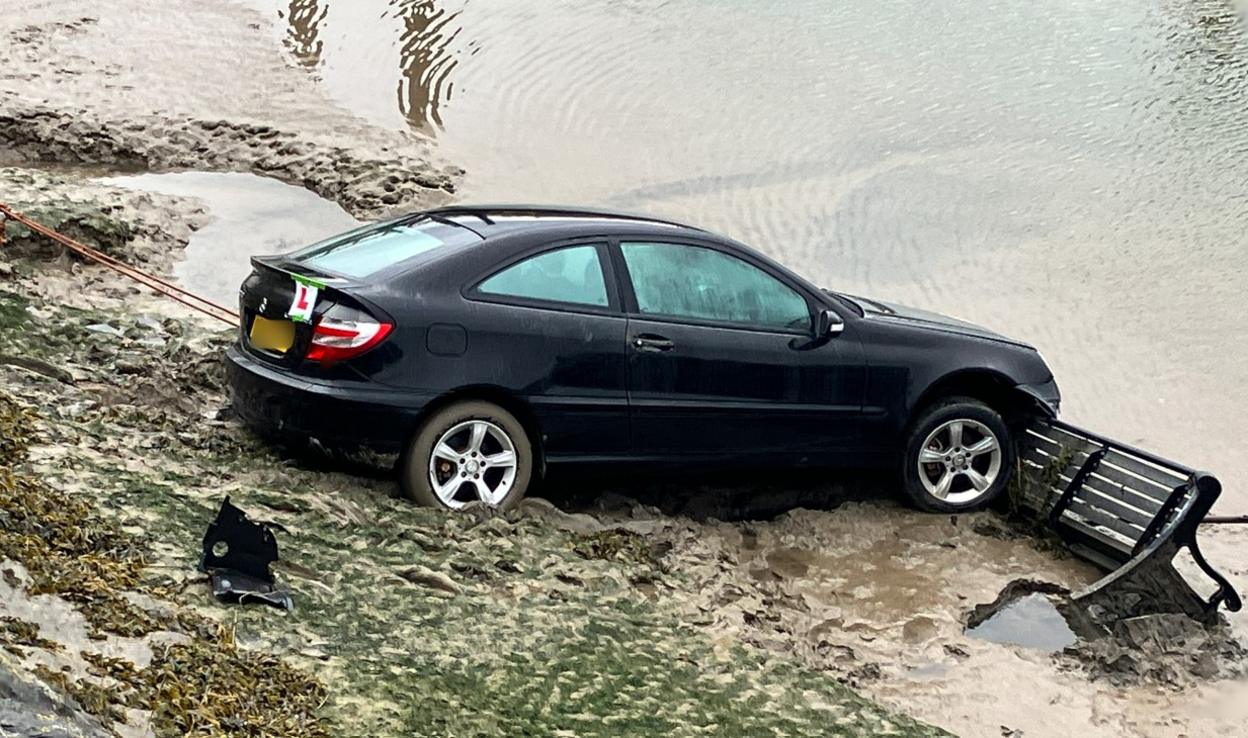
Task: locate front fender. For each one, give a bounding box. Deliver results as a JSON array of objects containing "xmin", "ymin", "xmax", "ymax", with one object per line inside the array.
[{"xmin": 1015, "ymin": 378, "xmax": 1061, "ymax": 418}]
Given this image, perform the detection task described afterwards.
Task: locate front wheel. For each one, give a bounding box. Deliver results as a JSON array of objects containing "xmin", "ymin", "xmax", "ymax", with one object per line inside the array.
[
  {"xmin": 400, "ymin": 400, "xmax": 533, "ymax": 510},
  {"xmin": 900, "ymin": 397, "xmax": 1013, "ymax": 513}
]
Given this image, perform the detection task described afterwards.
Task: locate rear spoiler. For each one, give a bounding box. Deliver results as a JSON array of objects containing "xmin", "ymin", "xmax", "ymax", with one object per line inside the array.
[{"xmin": 1015, "ymin": 419, "xmax": 1241, "ymax": 620}]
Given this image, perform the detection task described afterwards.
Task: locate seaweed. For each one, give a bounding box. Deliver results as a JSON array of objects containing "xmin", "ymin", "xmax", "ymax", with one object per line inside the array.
[
  {"xmin": 0, "ymin": 616, "xmax": 63, "ymax": 655},
  {"xmin": 0, "ymin": 395, "xmax": 330, "ymax": 737}
]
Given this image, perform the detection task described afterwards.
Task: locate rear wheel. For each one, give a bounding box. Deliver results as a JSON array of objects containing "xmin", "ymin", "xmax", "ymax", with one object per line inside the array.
[
  {"xmin": 400, "ymin": 400, "xmax": 533, "ymax": 510},
  {"xmin": 901, "ymin": 397, "xmax": 1013, "ymax": 512}
]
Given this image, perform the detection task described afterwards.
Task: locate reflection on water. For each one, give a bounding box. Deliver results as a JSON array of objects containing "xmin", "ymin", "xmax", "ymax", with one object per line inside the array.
[
  {"xmin": 285, "ymin": 0, "xmax": 327, "ymax": 69},
  {"xmin": 393, "ymin": 0, "xmax": 462, "ymax": 131},
  {"xmin": 965, "ymin": 594, "xmax": 1078, "ymax": 652},
  {"xmin": 268, "ymin": 0, "xmax": 467, "ymax": 132}
]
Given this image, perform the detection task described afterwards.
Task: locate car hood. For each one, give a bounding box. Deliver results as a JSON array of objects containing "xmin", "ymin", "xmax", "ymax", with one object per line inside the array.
[{"xmin": 838, "ymin": 293, "xmax": 1033, "ymax": 348}]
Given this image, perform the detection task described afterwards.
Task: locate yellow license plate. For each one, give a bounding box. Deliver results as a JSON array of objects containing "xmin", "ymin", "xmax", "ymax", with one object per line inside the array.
[{"xmin": 249, "ymin": 316, "xmax": 296, "ymax": 353}]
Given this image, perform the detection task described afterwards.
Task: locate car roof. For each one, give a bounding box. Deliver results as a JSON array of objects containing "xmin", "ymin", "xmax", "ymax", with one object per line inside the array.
[{"xmin": 420, "ymin": 204, "xmax": 708, "ymax": 240}]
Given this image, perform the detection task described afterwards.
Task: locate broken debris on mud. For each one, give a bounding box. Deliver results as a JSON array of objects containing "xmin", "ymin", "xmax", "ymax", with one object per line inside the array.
[{"xmin": 199, "ymin": 496, "xmax": 293, "ymax": 610}]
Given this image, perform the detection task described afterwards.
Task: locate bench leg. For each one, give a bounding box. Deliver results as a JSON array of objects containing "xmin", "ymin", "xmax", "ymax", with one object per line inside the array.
[{"xmin": 1069, "ymin": 540, "xmax": 1225, "ymax": 628}]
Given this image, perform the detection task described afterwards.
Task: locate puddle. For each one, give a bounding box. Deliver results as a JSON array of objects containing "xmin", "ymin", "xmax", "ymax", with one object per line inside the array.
[
  {"xmin": 102, "ymin": 172, "xmax": 360, "ymax": 305},
  {"xmin": 965, "ymin": 593, "xmax": 1077, "ymax": 652}
]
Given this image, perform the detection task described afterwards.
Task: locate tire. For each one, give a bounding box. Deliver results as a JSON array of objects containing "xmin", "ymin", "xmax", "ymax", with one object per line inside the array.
[
  {"xmin": 400, "ymin": 400, "xmax": 533, "ymax": 510},
  {"xmin": 900, "ymin": 396, "xmax": 1014, "ymax": 513}
]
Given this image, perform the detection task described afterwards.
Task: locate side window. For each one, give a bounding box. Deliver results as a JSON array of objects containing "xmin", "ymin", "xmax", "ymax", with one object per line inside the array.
[
  {"xmin": 478, "ymin": 245, "xmax": 609, "ymax": 308},
  {"xmin": 620, "ymin": 242, "xmax": 811, "ymax": 330}
]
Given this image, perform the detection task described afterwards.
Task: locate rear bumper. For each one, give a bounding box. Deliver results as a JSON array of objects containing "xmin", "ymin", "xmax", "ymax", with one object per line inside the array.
[{"xmin": 224, "ymin": 345, "xmax": 434, "ymax": 454}]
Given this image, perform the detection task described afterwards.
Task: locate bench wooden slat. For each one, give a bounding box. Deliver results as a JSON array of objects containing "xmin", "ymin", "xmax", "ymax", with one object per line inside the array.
[
  {"xmin": 1064, "ymin": 521, "xmax": 1134, "ymax": 558},
  {"xmin": 1088, "ymin": 460, "xmax": 1176, "ymax": 503},
  {"xmin": 1080, "ymin": 471, "xmax": 1165, "ymax": 514},
  {"xmin": 1023, "ymin": 429, "xmax": 1090, "ymax": 461},
  {"xmin": 1023, "ymin": 447, "xmax": 1168, "ymax": 521},
  {"xmin": 1073, "ymin": 484, "xmax": 1160, "ymax": 529},
  {"xmin": 1033, "ymin": 424, "xmax": 1189, "ymax": 487},
  {"xmin": 1033, "ymin": 423, "xmax": 1101, "ymax": 454},
  {"xmin": 1100, "ymin": 448, "xmax": 1189, "ymax": 489},
  {"xmin": 1063, "ymin": 498, "xmax": 1145, "ymax": 545},
  {"xmin": 1019, "ymin": 444, "xmax": 1083, "ymax": 477},
  {"xmin": 1022, "ymin": 444, "xmax": 1169, "ymax": 513},
  {"xmin": 1028, "ymin": 464, "xmax": 1159, "ymax": 531}
]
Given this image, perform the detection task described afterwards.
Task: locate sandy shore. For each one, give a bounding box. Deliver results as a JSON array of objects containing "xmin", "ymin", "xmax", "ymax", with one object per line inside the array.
[{"xmin": 0, "ymin": 2, "xmax": 458, "ymax": 218}]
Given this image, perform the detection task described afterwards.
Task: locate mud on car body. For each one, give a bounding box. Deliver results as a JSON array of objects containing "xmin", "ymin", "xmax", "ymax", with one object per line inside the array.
[{"xmin": 225, "ymin": 205, "xmax": 1059, "ymax": 511}]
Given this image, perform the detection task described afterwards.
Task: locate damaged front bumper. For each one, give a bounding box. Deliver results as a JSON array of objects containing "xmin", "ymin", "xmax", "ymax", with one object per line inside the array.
[{"xmin": 1016, "ymin": 377, "xmax": 1061, "ymax": 417}]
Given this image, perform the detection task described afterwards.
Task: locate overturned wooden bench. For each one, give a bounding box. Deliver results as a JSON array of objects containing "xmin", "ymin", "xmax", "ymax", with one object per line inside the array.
[{"xmin": 1015, "ymin": 419, "xmax": 1241, "ymax": 622}]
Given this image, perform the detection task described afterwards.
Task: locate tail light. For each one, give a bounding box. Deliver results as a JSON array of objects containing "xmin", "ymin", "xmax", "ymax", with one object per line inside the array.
[{"xmin": 306, "ymin": 305, "xmax": 393, "ymax": 364}]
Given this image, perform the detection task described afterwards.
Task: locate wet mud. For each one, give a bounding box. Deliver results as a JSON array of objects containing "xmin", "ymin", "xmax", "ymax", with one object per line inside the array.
[
  {"xmin": 0, "ymin": 5, "xmax": 460, "ymax": 219},
  {"xmin": 104, "ymin": 171, "xmax": 360, "ymax": 305},
  {"xmin": 0, "ymin": 106, "xmax": 455, "ymax": 219}
]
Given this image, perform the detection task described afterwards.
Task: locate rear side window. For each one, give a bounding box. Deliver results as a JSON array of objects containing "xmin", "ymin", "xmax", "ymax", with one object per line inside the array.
[
  {"xmin": 478, "ymin": 245, "xmax": 609, "ymax": 307},
  {"xmin": 621, "ymin": 242, "xmax": 810, "ymax": 330},
  {"xmin": 292, "ymin": 218, "xmax": 480, "ymax": 278}
]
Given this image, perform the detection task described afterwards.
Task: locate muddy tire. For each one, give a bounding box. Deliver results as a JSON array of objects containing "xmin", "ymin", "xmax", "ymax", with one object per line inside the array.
[
  {"xmin": 901, "ymin": 397, "xmax": 1013, "ymax": 513},
  {"xmin": 400, "ymin": 400, "xmax": 533, "ymax": 510}
]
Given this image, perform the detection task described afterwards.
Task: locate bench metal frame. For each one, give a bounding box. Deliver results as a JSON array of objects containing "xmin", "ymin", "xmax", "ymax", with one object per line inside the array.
[{"xmin": 1016, "ymin": 419, "xmax": 1241, "ymax": 621}]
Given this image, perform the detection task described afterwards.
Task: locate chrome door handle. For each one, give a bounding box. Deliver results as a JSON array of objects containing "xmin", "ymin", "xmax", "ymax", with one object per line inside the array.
[{"xmin": 632, "ymin": 334, "xmax": 674, "ymax": 352}]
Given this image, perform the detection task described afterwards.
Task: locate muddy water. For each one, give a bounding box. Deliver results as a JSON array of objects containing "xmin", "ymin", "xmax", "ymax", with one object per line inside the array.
[
  {"xmin": 103, "ymin": 172, "xmax": 360, "ymax": 305},
  {"xmin": 965, "ymin": 594, "xmax": 1077, "ymax": 651}
]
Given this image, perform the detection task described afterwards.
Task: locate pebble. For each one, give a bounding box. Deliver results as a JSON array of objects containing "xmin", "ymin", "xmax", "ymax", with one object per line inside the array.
[{"xmin": 85, "ymin": 323, "xmax": 124, "ymax": 337}]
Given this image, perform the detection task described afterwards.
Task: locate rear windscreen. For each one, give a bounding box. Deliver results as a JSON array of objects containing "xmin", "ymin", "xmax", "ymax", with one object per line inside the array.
[{"xmin": 291, "ymin": 217, "xmax": 481, "ymax": 278}]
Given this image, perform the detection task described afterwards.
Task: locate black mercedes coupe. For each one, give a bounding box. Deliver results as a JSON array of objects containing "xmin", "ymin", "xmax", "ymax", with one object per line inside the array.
[{"xmin": 225, "ymin": 205, "xmax": 1060, "ymax": 512}]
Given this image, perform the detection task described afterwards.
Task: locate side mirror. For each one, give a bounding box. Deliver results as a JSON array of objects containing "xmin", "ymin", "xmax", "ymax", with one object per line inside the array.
[{"xmin": 815, "ymin": 308, "xmax": 844, "ymax": 337}]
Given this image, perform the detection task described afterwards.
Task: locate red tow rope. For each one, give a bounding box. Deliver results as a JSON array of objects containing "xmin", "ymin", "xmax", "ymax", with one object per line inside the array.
[{"xmin": 0, "ymin": 203, "xmax": 238, "ymax": 326}]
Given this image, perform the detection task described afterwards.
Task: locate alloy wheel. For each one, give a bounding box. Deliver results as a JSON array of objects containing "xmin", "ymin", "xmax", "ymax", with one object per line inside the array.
[
  {"xmin": 916, "ymin": 418, "xmax": 1003, "ymax": 505},
  {"xmin": 427, "ymin": 419, "xmax": 518, "ymax": 508}
]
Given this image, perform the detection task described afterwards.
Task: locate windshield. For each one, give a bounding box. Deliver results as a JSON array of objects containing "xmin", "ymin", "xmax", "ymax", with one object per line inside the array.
[{"xmin": 290, "ymin": 217, "xmax": 481, "ymax": 278}]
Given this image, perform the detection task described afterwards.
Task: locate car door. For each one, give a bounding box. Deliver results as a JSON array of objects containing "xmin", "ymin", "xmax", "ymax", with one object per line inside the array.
[
  {"xmin": 615, "ymin": 239, "xmax": 866, "ymax": 462},
  {"xmin": 464, "ymin": 241, "xmax": 630, "ymax": 460}
]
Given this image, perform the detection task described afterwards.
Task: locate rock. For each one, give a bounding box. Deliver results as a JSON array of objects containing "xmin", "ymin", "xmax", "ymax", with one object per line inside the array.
[
  {"xmin": 494, "ymin": 559, "xmax": 521, "ymax": 574},
  {"xmin": 0, "ymin": 658, "xmax": 111, "ymax": 738},
  {"xmin": 396, "ymin": 566, "xmax": 461, "ymax": 596},
  {"xmin": 0, "ymin": 354, "xmax": 75, "ymax": 384},
  {"xmin": 113, "ymin": 359, "xmax": 146, "ymax": 375},
  {"xmin": 1063, "ymin": 611, "xmax": 1248, "ymax": 686},
  {"xmin": 512, "ymin": 497, "xmax": 604, "ymax": 535},
  {"xmin": 84, "ymin": 323, "xmax": 124, "ymax": 338},
  {"xmin": 902, "ymin": 616, "xmax": 940, "ymax": 644}
]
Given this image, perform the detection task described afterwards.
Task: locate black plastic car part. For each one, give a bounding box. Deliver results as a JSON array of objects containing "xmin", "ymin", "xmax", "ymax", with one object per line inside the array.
[{"xmin": 199, "ymin": 497, "xmax": 293, "ymax": 610}]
